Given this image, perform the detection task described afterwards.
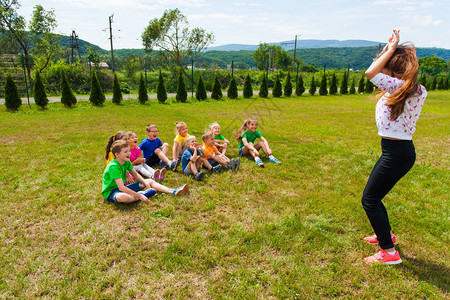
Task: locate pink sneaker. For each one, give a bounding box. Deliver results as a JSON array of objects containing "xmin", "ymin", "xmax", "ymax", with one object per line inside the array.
[
  {"xmin": 363, "ymin": 234, "xmax": 397, "ymax": 245},
  {"xmin": 364, "ymin": 248, "xmax": 402, "ymax": 265},
  {"xmin": 159, "ymin": 168, "xmax": 167, "ymax": 182},
  {"xmin": 153, "ymin": 169, "xmax": 161, "ymax": 182}
]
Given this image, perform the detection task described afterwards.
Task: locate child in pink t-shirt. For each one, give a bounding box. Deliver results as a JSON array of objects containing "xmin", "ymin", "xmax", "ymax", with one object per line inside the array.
[{"xmin": 128, "ymin": 131, "xmax": 165, "ymax": 182}]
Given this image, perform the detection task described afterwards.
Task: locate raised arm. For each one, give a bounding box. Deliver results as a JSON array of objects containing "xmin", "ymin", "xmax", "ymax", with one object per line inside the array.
[{"xmin": 365, "ymin": 29, "xmax": 399, "ymax": 80}]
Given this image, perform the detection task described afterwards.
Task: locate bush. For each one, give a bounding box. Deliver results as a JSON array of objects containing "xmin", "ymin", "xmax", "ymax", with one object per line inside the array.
[
  {"xmin": 437, "ymin": 77, "xmax": 445, "ymax": 90},
  {"xmin": 309, "ymin": 75, "xmax": 316, "ymax": 96},
  {"xmin": 349, "ymin": 77, "xmax": 356, "ymax": 94},
  {"xmin": 60, "ymin": 70, "xmax": 77, "ymax": 108},
  {"xmin": 243, "ymin": 73, "xmax": 253, "ymax": 98},
  {"xmin": 176, "ymin": 69, "xmax": 187, "ymax": 103},
  {"xmin": 319, "ymin": 73, "xmax": 328, "ymax": 96},
  {"xmin": 430, "ymin": 76, "xmax": 437, "ymax": 90},
  {"xmin": 89, "ymin": 71, "xmax": 106, "ymax": 106},
  {"xmin": 272, "ymin": 75, "xmax": 282, "ymax": 97},
  {"xmin": 445, "ymin": 75, "xmax": 449, "ymax": 90},
  {"xmin": 340, "ymin": 71, "xmax": 348, "ymax": 95},
  {"xmin": 4, "ymin": 74, "xmax": 21, "ymax": 111},
  {"xmin": 211, "ymin": 73, "xmax": 223, "ymax": 100},
  {"xmin": 358, "ymin": 75, "xmax": 365, "ymax": 93},
  {"xmin": 284, "ymin": 72, "xmax": 292, "ymax": 97},
  {"xmin": 33, "ymin": 71, "xmax": 48, "ymax": 109},
  {"xmin": 138, "ymin": 72, "xmax": 148, "ymax": 104},
  {"xmin": 196, "ymin": 74, "xmax": 207, "ymax": 101},
  {"xmin": 227, "ymin": 76, "xmax": 238, "ymax": 99},
  {"xmin": 420, "ymin": 74, "xmax": 427, "ymax": 87},
  {"xmin": 112, "ymin": 72, "xmax": 122, "ymax": 105},
  {"xmin": 329, "ymin": 73, "xmax": 338, "ymax": 95},
  {"xmin": 296, "ymin": 74, "xmax": 305, "ymax": 96},
  {"xmin": 364, "ymin": 78, "xmax": 374, "ymax": 94},
  {"xmin": 157, "ymin": 70, "xmax": 167, "ymax": 104},
  {"xmin": 259, "ymin": 73, "xmax": 268, "ymax": 98}
]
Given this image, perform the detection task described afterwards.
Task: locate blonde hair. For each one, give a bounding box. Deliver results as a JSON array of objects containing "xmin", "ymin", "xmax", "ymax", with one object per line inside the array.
[
  {"xmin": 235, "ymin": 118, "xmax": 258, "ymax": 140},
  {"xmin": 185, "ymin": 135, "xmax": 197, "ymax": 145},
  {"xmin": 202, "ymin": 131, "xmax": 214, "ymax": 142},
  {"xmin": 126, "ymin": 131, "xmax": 136, "ymax": 138},
  {"xmin": 175, "ymin": 122, "xmax": 187, "ymax": 134},
  {"xmin": 373, "ymin": 42, "xmax": 422, "ymax": 121},
  {"xmin": 209, "ymin": 122, "xmax": 220, "ymax": 131}
]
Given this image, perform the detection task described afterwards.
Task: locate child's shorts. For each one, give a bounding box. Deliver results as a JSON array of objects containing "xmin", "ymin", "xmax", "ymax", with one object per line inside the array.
[
  {"xmin": 239, "ymin": 147, "xmax": 244, "ymax": 156},
  {"xmin": 183, "ymin": 165, "xmax": 193, "ymax": 175},
  {"xmin": 145, "ymin": 153, "xmax": 160, "ymax": 167},
  {"xmin": 206, "ymin": 158, "xmax": 217, "ymax": 167},
  {"xmin": 107, "ymin": 182, "xmax": 142, "ymax": 203}
]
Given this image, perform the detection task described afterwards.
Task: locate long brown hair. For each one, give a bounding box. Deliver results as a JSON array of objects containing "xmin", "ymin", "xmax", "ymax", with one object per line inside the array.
[
  {"xmin": 374, "ymin": 43, "xmax": 422, "ymax": 121},
  {"xmin": 235, "ymin": 117, "xmax": 258, "ymax": 140},
  {"xmin": 105, "ymin": 131, "xmax": 127, "ymax": 160}
]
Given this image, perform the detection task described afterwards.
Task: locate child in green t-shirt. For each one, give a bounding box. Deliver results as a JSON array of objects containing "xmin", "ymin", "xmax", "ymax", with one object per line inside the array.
[
  {"xmin": 235, "ymin": 117, "xmax": 281, "ymax": 167},
  {"xmin": 209, "ymin": 122, "xmax": 231, "ymax": 156},
  {"xmin": 102, "ymin": 140, "xmax": 189, "ymax": 204}
]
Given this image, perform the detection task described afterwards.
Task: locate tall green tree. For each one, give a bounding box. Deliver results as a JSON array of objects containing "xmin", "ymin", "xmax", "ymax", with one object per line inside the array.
[
  {"xmin": 252, "ymin": 43, "xmax": 292, "ymax": 71},
  {"xmin": 309, "ymin": 75, "xmax": 316, "ymax": 96},
  {"xmin": 319, "ymin": 73, "xmax": 328, "ymax": 96},
  {"xmin": 284, "ymin": 71, "xmax": 292, "ymax": 97},
  {"xmin": 420, "ymin": 73, "xmax": 427, "ymax": 87},
  {"xmin": 4, "ymin": 73, "xmax": 21, "ymax": 111},
  {"xmin": 358, "ymin": 75, "xmax": 365, "ymax": 93},
  {"xmin": 227, "ymin": 76, "xmax": 238, "ymax": 99},
  {"xmin": 211, "ymin": 73, "xmax": 222, "ymax": 100},
  {"xmin": 329, "ymin": 73, "xmax": 338, "ymax": 95},
  {"xmin": 60, "ymin": 69, "xmax": 76, "ymax": 108},
  {"xmin": 340, "ymin": 71, "xmax": 348, "ymax": 95},
  {"xmin": 418, "ymin": 55, "xmax": 448, "ymax": 75},
  {"xmin": 445, "ymin": 75, "xmax": 449, "ymax": 90},
  {"xmin": 243, "ymin": 73, "xmax": 253, "ymax": 98},
  {"xmin": 364, "ymin": 78, "xmax": 374, "ymax": 94},
  {"xmin": 349, "ymin": 77, "xmax": 356, "ymax": 94},
  {"xmin": 176, "ymin": 68, "xmax": 187, "ymax": 102},
  {"xmin": 259, "ymin": 73, "xmax": 268, "ymax": 98},
  {"xmin": 112, "ymin": 72, "xmax": 122, "ymax": 105},
  {"xmin": 33, "ymin": 71, "xmax": 48, "ymax": 109},
  {"xmin": 296, "ymin": 74, "xmax": 305, "ymax": 96},
  {"xmin": 142, "ymin": 8, "xmax": 214, "ymax": 81},
  {"xmin": 430, "ymin": 76, "xmax": 437, "ymax": 90},
  {"xmin": 437, "ymin": 76, "xmax": 444, "ymax": 90},
  {"xmin": 196, "ymin": 74, "xmax": 207, "ymax": 101},
  {"xmin": 138, "ymin": 72, "xmax": 148, "ymax": 104},
  {"xmin": 157, "ymin": 70, "xmax": 167, "ymax": 103},
  {"xmin": 89, "ymin": 71, "xmax": 105, "ymax": 106},
  {"xmin": 272, "ymin": 75, "xmax": 282, "ymax": 97}
]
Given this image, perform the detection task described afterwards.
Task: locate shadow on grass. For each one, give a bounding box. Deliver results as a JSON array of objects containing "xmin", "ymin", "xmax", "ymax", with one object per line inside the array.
[{"xmin": 398, "ymin": 247, "xmax": 450, "ymax": 293}]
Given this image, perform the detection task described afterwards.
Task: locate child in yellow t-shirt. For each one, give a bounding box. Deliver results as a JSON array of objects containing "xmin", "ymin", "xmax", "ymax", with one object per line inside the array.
[{"xmin": 173, "ymin": 121, "xmax": 190, "ymax": 160}]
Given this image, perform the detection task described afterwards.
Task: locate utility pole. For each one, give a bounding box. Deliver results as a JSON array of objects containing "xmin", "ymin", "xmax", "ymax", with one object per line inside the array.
[
  {"xmin": 71, "ymin": 30, "xmax": 81, "ymax": 63},
  {"xmin": 293, "ymin": 35, "xmax": 298, "ymax": 64},
  {"xmin": 109, "ymin": 14, "xmax": 115, "ymax": 72}
]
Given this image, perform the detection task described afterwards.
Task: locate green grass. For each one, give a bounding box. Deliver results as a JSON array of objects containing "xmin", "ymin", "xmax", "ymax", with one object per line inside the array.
[{"xmin": 0, "ymin": 92, "xmax": 448, "ymax": 298}]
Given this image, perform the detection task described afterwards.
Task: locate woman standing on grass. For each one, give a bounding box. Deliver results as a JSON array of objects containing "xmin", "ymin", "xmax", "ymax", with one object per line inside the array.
[{"xmin": 361, "ymin": 29, "xmax": 427, "ymax": 265}]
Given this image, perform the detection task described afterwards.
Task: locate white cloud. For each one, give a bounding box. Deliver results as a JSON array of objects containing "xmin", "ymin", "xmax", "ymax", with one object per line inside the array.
[{"xmin": 406, "ymin": 15, "xmax": 443, "ymax": 26}]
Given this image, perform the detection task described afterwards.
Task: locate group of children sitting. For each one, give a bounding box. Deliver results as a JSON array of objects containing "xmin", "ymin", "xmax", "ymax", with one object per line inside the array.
[{"xmin": 101, "ymin": 118, "xmax": 281, "ymax": 204}]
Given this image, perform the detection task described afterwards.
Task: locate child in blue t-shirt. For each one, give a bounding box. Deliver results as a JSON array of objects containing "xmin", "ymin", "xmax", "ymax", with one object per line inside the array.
[
  {"xmin": 181, "ymin": 135, "xmax": 221, "ymax": 181},
  {"xmin": 140, "ymin": 124, "xmax": 179, "ymax": 171},
  {"xmin": 235, "ymin": 117, "xmax": 281, "ymax": 167},
  {"xmin": 102, "ymin": 140, "xmax": 188, "ymax": 203}
]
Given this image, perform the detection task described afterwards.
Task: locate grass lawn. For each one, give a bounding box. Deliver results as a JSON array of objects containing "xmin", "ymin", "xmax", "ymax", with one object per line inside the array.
[{"xmin": 0, "ymin": 91, "xmax": 448, "ymax": 299}]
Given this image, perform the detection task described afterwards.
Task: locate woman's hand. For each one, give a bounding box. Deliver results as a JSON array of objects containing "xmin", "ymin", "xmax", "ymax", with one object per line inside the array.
[{"xmin": 387, "ymin": 29, "xmax": 400, "ymax": 52}]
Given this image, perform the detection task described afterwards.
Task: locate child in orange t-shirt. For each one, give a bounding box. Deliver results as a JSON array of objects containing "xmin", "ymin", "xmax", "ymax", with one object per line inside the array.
[{"xmin": 202, "ymin": 131, "xmax": 239, "ymax": 171}]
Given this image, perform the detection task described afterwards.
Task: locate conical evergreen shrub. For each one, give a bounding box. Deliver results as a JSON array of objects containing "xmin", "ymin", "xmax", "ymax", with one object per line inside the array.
[
  {"xmin": 420, "ymin": 74, "xmax": 427, "ymax": 87},
  {"xmin": 309, "ymin": 75, "xmax": 316, "ymax": 96},
  {"xmin": 358, "ymin": 75, "xmax": 365, "ymax": 93},
  {"xmin": 296, "ymin": 74, "xmax": 305, "ymax": 96},
  {"xmin": 340, "ymin": 71, "xmax": 348, "ymax": 95},
  {"xmin": 4, "ymin": 74, "xmax": 21, "ymax": 111},
  {"xmin": 60, "ymin": 70, "xmax": 77, "ymax": 108},
  {"xmin": 319, "ymin": 73, "xmax": 328, "ymax": 96},
  {"xmin": 437, "ymin": 77, "xmax": 444, "ymax": 90},
  {"xmin": 89, "ymin": 71, "xmax": 105, "ymax": 106},
  {"xmin": 431, "ymin": 76, "xmax": 437, "ymax": 90},
  {"xmin": 211, "ymin": 73, "xmax": 223, "ymax": 100},
  {"xmin": 329, "ymin": 73, "xmax": 338, "ymax": 95},
  {"xmin": 445, "ymin": 75, "xmax": 449, "ymax": 90},
  {"xmin": 272, "ymin": 75, "xmax": 282, "ymax": 97},
  {"xmin": 157, "ymin": 70, "xmax": 167, "ymax": 104},
  {"xmin": 227, "ymin": 76, "xmax": 238, "ymax": 99},
  {"xmin": 33, "ymin": 71, "xmax": 48, "ymax": 109},
  {"xmin": 138, "ymin": 72, "xmax": 148, "ymax": 104},
  {"xmin": 259, "ymin": 73, "xmax": 268, "ymax": 98},
  {"xmin": 243, "ymin": 73, "xmax": 253, "ymax": 98},
  {"xmin": 196, "ymin": 74, "xmax": 207, "ymax": 101},
  {"xmin": 284, "ymin": 72, "xmax": 292, "ymax": 97},
  {"xmin": 364, "ymin": 78, "xmax": 374, "ymax": 94},
  {"xmin": 112, "ymin": 72, "xmax": 122, "ymax": 105},
  {"xmin": 349, "ymin": 77, "xmax": 356, "ymax": 94},
  {"xmin": 176, "ymin": 69, "xmax": 187, "ymax": 102}
]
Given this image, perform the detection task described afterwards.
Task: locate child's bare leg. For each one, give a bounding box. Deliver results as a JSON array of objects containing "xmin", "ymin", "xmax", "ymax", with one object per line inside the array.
[
  {"xmin": 199, "ymin": 157, "xmax": 212, "ymax": 170},
  {"xmin": 220, "ymin": 143, "xmax": 228, "ymax": 156},
  {"xmin": 213, "ymin": 155, "xmax": 229, "ymax": 168},
  {"xmin": 242, "ymin": 143, "xmax": 259, "ymax": 158},
  {"xmin": 188, "ymin": 161, "xmax": 198, "ymax": 175},
  {"xmin": 155, "ymin": 147, "xmax": 170, "ymax": 164},
  {"xmin": 115, "ymin": 192, "xmax": 139, "ymax": 203},
  {"xmin": 149, "ymin": 181, "xmax": 175, "ymax": 194},
  {"xmin": 255, "ymin": 141, "xmax": 271, "ymax": 156}
]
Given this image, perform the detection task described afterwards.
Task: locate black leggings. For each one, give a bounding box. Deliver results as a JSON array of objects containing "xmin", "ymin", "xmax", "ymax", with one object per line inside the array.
[{"xmin": 361, "ymin": 138, "xmax": 416, "ymax": 249}]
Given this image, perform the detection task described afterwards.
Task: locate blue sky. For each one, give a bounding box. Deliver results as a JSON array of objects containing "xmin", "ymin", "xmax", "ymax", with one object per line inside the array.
[{"xmin": 17, "ymin": 0, "xmax": 449, "ymax": 50}]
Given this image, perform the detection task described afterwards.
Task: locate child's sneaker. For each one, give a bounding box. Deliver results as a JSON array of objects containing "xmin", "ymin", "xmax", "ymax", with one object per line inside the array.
[
  {"xmin": 139, "ymin": 188, "xmax": 157, "ymax": 198},
  {"xmin": 211, "ymin": 165, "xmax": 221, "ymax": 173},
  {"xmin": 170, "ymin": 159, "xmax": 180, "ymax": 171},
  {"xmin": 364, "ymin": 248, "xmax": 402, "ymax": 265},
  {"xmin": 194, "ymin": 171, "xmax": 206, "ymax": 181},
  {"xmin": 228, "ymin": 158, "xmax": 234, "ymax": 171},
  {"xmin": 173, "ymin": 184, "xmax": 189, "ymax": 195},
  {"xmin": 158, "ymin": 160, "xmax": 168, "ymax": 168},
  {"xmin": 269, "ymin": 156, "xmax": 281, "ymax": 164},
  {"xmin": 159, "ymin": 168, "xmax": 167, "ymax": 182},
  {"xmin": 255, "ymin": 157, "xmax": 264, "ymax": 167},
  {"xmin": 234, "ymin": 157, "xmax": 240, "ymax": 171},
  {"xmin": 363, "ymin": 234, "xmax": 397, "ymax": 245},
  {"xmin": 153, "ymin": 169, "xmax": 161, "ymax": 182}
]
